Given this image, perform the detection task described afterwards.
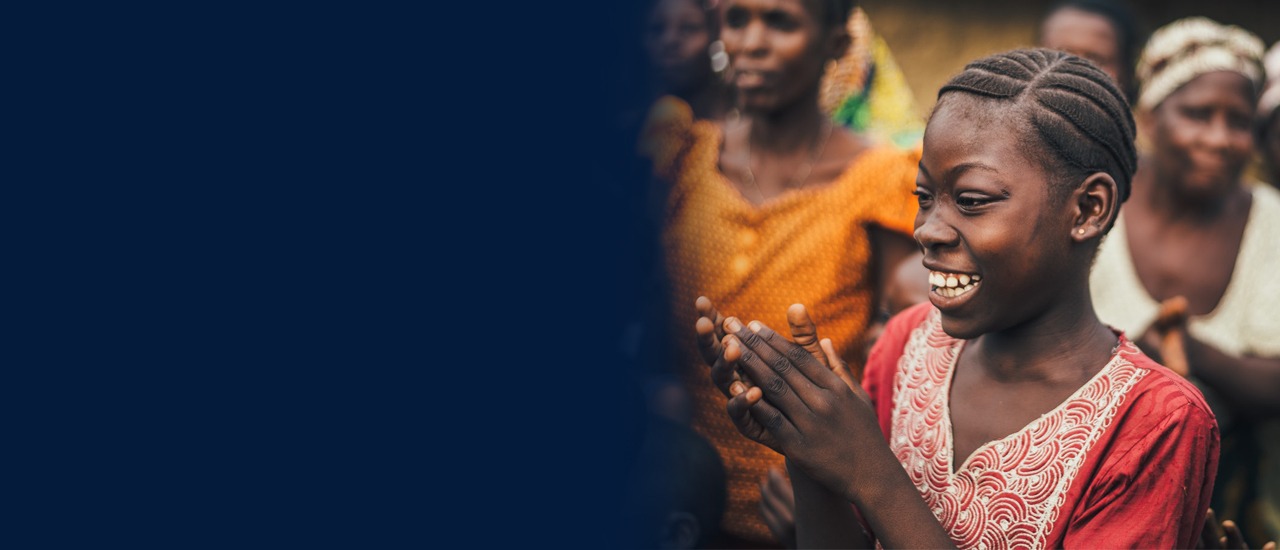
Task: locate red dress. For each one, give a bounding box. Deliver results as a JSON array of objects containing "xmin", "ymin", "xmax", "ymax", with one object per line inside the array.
[{"xmin": 863, "ymin": 303, "xmax": 1220, "ymax": 549}]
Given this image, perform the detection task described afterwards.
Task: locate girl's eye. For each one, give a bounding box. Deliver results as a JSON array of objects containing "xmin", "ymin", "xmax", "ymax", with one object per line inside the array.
[
  {"xmin": 956, "ymin": 195, "xmax": 991, "ymax": 209},
  {"xmin": 912, "ymin": 188, "xmax": 933, "ymax": 206}
]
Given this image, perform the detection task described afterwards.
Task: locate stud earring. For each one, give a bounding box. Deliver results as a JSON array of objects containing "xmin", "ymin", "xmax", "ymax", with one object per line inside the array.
[
  {"xmin": 1077, "ymin": 228, "xmax": 1086, "ymax": 235},
  {"xmin": 709, "ymin": 41, "xmax": 728, "ymax": 73}
]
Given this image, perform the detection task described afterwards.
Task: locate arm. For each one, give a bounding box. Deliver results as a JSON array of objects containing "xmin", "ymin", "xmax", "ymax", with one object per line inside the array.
[
  {"xmin": 1139, "ymin": 325, "xmax": 1280, "ymax": 419},
  {"xmin": 1184, "ymin": 336, "xmax": 1280, "ymax": 419},
  {"xmin": 787, "ymin": 458, "xmax": 871, "ymax": 549}
]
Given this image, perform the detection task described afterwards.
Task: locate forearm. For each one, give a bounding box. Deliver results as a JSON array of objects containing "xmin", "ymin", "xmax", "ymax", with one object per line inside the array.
[
  {"xmin": 1186, "ymin": 336, "xmax": 1280, "ymax": 418},
  {"xmin": 786, "ymin": 459, "xmax": 872, "ymax": 549},
  {"xmin": 844, "ymin": 443, "xmax": 956, "ymax": 549}
]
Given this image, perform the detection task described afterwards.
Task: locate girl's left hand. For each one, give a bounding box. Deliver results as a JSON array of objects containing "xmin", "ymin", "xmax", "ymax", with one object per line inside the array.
[{"xmin": 722, "ymin": 316, "xmax": 880, "ymax": 497}]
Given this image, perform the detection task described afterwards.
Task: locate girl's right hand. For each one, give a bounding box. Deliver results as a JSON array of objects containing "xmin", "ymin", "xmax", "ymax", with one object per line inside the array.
[{"xmin": 695, "ymin": 296, "xmax": 742, "ymax": 397}]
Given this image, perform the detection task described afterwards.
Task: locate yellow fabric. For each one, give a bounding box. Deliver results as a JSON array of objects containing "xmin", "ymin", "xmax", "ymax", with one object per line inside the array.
[
  {"xmin": 819, "ymin": 7, "xmax": 925, "ymax": 149},
  {"xmin": 652, "ymin": 101, "xmax": 919, "ymax": 543}
]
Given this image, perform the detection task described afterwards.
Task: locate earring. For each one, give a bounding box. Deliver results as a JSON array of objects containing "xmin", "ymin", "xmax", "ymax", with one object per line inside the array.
[
  {"xmin": 1077, "ymin": 228, "xmax": 1086, "ymax": 235},
  {"xmin": 709, "ymin": 41, "xmax": 728, "ymax": 73}
]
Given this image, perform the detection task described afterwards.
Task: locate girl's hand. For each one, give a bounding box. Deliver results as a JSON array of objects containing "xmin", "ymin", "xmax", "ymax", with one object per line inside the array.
[
  {"xmin": 694, "ymin": 296, "xmax": 745, "ymax": 397},
  {"xmin": 722, "ymin": 316, "xmax": 879, "ymax": 496}
]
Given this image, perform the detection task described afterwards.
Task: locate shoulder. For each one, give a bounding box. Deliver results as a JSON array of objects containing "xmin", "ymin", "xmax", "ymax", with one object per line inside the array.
[
  {"xmin": 1114, "ymin": 347, "xmax": 1217, "ymax": 431},
  {"xmin": 638, "ymin": 96, "xmax": 720, "ymax": 180}
]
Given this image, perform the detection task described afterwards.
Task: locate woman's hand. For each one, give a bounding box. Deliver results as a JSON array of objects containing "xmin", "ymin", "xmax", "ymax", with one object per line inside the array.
[
  {"xmin": 1196, "ymin": 508, "xmax": 1277, "ymax": 549},
  {"xmin": 759, "ymin": 467, "xmax": 797, "ymax": 549},
  {"xmin": 722, "ymin": 315, "xmax": 879, "ymax": 496}
]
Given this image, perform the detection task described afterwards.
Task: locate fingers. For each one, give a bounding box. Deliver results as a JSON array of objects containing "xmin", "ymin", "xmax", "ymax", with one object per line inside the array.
[
  {"xmin": 730, "ymin": 316, "xmax": 837, "ymax": 392},
  {"xmin": 696, "ymin": 296, "xmax": 726, "ymax": 338},
  {"xmin": 725, "ymin": 324, "xmax": 814, "ymax": 415},
  {"xmin": 759, "ymin": 473, "xmax": 794, "ymax": 540},
  {"xmin": 712, "ymin": 335, "xmax": 760, "ymax": 398},
  {"xmin": 822, "ymin": 337, "xmax": 864, "ymax": 396},
  {"xmin": 696, "ymin": 316, "xmax": 726, "ymax": 366},
  {"xmin": 786, "ymin": 303, "xmax": 827, "ymax": 366},
  {"xmin": 1201, "ymin": 509, "xmax": 1221, "ymax": 550},
  {"xmin": 727, "ymin": 385, "xmax": 796, "ymax": 447},
  {"xmin": 1221, "ymin": 520, "xmax": 1245, "ymax": 549}
]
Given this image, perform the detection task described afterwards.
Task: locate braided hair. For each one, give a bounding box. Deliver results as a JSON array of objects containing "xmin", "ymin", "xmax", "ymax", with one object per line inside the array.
[{"xmin": 936, "ymin": 48, "xmax": 1137, "ymax": 214}]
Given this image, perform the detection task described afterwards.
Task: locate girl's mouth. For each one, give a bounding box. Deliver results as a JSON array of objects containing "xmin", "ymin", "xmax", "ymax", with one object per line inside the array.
[{"xmin": 929, "ymin": 270, "xmax": 981, "ymax": 299}]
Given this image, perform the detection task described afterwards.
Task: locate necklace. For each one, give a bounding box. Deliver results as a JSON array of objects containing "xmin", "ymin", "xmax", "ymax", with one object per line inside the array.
[{"xmin": 742, "ymin": 118, "xmax": 834, "ymax": 204}]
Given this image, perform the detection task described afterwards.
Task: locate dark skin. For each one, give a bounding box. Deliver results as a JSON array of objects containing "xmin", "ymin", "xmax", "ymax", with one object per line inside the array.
[
  {"xmin": 717, "ymin": 0, "xmax": 863, "ymax": 206},
  {"xmin": 697, "ymin": 96, "xmax": 1122, "ymax": 547},
  {"xmin": 1129, "ymin": 71, "xmax": 1280, "ymax": 418}
]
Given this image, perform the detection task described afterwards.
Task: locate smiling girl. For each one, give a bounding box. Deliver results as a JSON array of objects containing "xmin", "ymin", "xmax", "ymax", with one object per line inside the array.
[{"xmin": 697, "ymin": 48, "xmax": 1219, "ymax": 548}]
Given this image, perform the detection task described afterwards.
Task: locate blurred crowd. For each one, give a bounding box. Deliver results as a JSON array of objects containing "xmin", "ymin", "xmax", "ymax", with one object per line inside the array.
[{"xmin": 613, "ymin": 0, "xmax": 1280, "ymax": 548}]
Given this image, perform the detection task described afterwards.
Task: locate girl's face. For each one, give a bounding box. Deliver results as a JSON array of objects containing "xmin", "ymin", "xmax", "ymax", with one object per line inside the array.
[
  {"xmin": 1145, "ymin": 71, "xmax": 1256, "ymax": 199},
  {"xmin": 914, "ymin": 100, "xmax": 1078, "ymax": 339},
  {"xmin": 644, "ymin": 0, "xmax": 713, "ymax": 92},
  {"xmin": 719, "ymin": 0, "xmax": 831, "ymax": 112}
]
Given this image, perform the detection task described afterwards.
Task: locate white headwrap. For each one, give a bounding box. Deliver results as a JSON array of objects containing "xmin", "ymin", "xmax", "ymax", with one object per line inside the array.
[{"xmin": 1135, "ymin": 17, "xmax": 1265, "ymax": 112}]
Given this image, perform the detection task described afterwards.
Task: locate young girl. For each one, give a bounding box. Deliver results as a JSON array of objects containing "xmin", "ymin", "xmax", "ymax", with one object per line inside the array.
[{"xmin": 696, "ymin": 48, "xmax": 1219, "ymax": 548}]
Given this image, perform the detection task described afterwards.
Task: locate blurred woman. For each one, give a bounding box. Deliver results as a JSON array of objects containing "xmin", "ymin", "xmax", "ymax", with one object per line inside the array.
[{"xmin": 1090, "ymin": 17, "xmax": 1280, "ymax": 544}]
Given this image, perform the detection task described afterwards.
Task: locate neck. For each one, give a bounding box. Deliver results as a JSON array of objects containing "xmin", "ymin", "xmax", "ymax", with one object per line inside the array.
[
  {"xmin": 1134, "ymin": 157, "xmax": 1240, "ymax": 222},
  {"xmin": 742, "ymin": 89, "xmax": 826, "ymax": 153},
  {"xmin": 971, "ymin": 274, "xmax": 1116, "ymax": 384}
]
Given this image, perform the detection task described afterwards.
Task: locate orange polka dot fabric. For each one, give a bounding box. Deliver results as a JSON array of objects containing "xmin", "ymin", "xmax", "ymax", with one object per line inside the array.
[{"xmin": 650, "ymin": 98, "xmax": 920, "ymax": 544}]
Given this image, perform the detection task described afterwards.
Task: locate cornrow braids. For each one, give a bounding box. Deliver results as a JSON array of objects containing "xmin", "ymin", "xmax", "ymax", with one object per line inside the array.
[{"xmin": 936, "ymin": 48, "xmax": 1138, "ymax": 210}]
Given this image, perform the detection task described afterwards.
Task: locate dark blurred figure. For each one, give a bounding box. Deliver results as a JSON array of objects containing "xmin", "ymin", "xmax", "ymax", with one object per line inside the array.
[
  {"xmin": 644, "ymin": 0, "xmax": 731, "ymax": 122},
  {"xmin": 1038, "ymin": 0, "xmax": 1141, "ymax": 103},
  {"xmin": 623, "ymin": 416, "xmax": 728, "ymax": 550},
  {"xmin": 1091, "ymin": 17, "xmax": 1280, "ymax": 545}
]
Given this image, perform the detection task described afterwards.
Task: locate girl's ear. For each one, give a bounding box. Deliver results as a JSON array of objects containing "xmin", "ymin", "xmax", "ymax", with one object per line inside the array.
[{"xmin": 1071, "ymin": 172, "xmax": 1118, "ymax": 243}]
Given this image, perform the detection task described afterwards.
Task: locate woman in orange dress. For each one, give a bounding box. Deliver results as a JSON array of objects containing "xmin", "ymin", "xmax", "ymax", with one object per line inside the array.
[{"xmin": 643, "ymin": 0, "xmax": 923, "ymax": 544}]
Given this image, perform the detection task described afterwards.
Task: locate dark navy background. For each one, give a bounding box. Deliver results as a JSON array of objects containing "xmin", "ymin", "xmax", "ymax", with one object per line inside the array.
[{"xmin": 11, "ymin": 1, "xmax": 645, "ymax": 546}]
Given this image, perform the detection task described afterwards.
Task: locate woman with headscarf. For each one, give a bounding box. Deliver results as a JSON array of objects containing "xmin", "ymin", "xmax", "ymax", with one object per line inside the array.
[{"xmin": 1090, "ymin": 17, "xmax": 1280, "ymax": 544}]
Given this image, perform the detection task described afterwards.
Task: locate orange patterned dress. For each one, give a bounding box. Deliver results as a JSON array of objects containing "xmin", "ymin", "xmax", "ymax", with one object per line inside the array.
[{"xmin": 644, "ymin": 97, "xmax": 920, "ymax": 544}]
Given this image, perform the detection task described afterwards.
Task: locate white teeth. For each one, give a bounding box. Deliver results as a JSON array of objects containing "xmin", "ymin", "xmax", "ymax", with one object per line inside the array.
[
  {"xmin": 933, "ymin": 281, "xmax": 977, "ymax": 299},
  {"xmin": 928, "ymin": 270, "xmax": 980, "ymax": 290}
]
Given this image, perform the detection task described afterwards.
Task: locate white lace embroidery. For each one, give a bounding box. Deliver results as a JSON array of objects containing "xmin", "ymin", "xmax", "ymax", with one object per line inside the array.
[{"xmin": 888, "ymin": 310, "xmax": 1147, "ymax": 549}]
